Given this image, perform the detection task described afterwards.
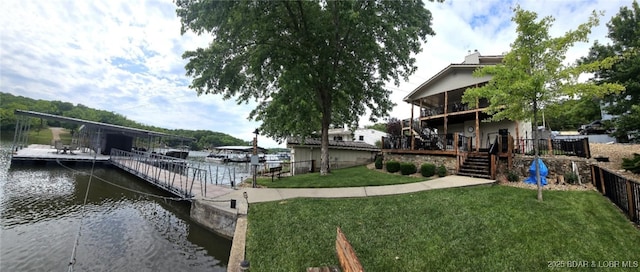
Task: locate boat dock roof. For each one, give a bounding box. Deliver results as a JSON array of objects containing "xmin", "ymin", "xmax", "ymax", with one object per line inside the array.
[{"xmin": 15, "ymin": 110, "xmax": 194, "ymax": 141}]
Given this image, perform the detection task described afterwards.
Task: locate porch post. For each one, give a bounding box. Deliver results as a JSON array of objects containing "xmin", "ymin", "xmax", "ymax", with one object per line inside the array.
[
  {"xmin": 411, "ymin": 103, "xmax": 415, "ymax": 150},
  {"xmin": 515, "ymin": 121, "xmax": 521, "ymax": 153},
  {"xmin": 443, "ymin": 91, "xmax": 448, "ymax": 136},
  {"xmin": 475, "ymin": 97, "xmax": 480, "ymax": 152}
]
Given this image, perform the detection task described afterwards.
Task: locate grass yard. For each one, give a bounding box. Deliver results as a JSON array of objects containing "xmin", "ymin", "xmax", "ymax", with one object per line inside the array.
[
  {"xmin": 254, "ymin": 165, "xmax": 425, "ymax": 188},
  {"xmin": 246, "ymin": 186, "xmax": 640, "ymax": 271},
  {"xmin": 27, "ymin": 127, "xmax": 54, "ymax": 145}
]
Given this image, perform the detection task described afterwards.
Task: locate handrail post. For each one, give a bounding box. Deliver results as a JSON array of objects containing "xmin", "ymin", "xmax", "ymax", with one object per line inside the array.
[
  {"xmin": 454, "ymin": 133, "xmax": 459, "ymax": 154},
  {"xmin": 490, "ymin": 154, "xmax": 496, "ymax": 180}
]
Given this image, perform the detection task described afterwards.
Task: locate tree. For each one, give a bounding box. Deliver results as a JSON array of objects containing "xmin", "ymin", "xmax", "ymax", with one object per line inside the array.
[
  {"xmin": 462, "ymin": 7, "xmax": 624, "ymax": 201},
  {"xmin": 580, "ymin": 1, "xmax": 640, "ymax": 142},
  {"xmin": 176, "ymin": 0, "xmax": 438, "ymax": 175},
  {"xmin": 543, "ymin": 96, "xmax": 601, "ymax": 131},
  {"xmin": 365, "ymin": 123, "xmax": 387, "ymax": 133}
]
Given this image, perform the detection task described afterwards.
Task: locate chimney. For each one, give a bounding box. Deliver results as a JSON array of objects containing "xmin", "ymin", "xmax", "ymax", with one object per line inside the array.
[{"xmin": 464, "ymin": 50, "xmax": 480, "ymax": 64}]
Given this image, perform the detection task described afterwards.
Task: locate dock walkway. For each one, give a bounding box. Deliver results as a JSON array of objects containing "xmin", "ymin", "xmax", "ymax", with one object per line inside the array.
[
  {"xmin": 11, "ymin": 145, "xmax": 233, "ymax": 200},
  {"xmin": 110, "ymin": 150, "xmax": 233, "ymax": 199}
]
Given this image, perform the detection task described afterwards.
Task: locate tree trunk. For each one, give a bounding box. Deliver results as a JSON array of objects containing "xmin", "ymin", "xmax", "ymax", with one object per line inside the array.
[
  {"xmin": 320, "ymin": 92, "xmax": 332, "ymax": 176},
  {"xmin": 320, "ymin": 119, "xmax": 330, "ymax": 175},
  {"xmin": 533, "ymin": 99, "xmax": 543, "ymax": 201}
]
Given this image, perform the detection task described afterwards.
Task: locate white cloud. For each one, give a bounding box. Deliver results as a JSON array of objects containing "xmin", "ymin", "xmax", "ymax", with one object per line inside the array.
[{"xmin": 0, "ymin": 0, "xmax": 634, "ymax": 148}]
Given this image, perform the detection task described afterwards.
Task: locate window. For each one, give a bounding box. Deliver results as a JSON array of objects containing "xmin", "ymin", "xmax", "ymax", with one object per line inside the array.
[
  {"xmin": 358, "ymin": 135, "xmax": 364, "ymax": 141},
  {"xmin": 333, "ymin": 136, "xmax": 343, "ymax": 141}
]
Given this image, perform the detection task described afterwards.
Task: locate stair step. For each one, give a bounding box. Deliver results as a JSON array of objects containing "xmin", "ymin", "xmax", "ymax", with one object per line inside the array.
[
  {"xmin": 464, "ymin": 160, "xmax": 489, "ymax": 165},
  {"xmin": 461, "ymin": 166, "xmax": 489, "ymax": 171},
  {"xmin": 460, "ymin": 168, "xmax": 490, "ymax": 174},
  {"xmin": 458, "ymin": 172, "xmax": 492, "ymax": 179}
]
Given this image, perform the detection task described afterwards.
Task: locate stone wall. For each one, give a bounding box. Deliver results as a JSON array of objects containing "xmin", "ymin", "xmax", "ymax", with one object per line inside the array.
[
  {"xmin": 190, "ymin": 199, "xmax": 237, "ymax": 239},
  {"xmin": 382, "ymin": 153, "xmax": 457, "ymax": 174},
  {"xmin": 503, "ymin": 155, "xmax": 592, "ymax": 184}
]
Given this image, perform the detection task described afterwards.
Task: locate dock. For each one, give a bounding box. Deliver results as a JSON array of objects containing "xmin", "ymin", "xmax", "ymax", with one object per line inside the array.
[
  {"xmin": 11, "ymin": 144, "xmax": 235, "ymax": 199},
  {"xmin": 11, "ymin": 144, "xmax": 111, "ymax": 164},
  {"xmin": 10, "ymin": 110, "xmax": 242, "ymax": 240}
]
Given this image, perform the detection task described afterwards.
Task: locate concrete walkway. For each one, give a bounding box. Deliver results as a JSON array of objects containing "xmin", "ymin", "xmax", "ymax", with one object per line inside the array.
[
  {"xmin": 211, "ymin": 175, "xmax": 495, "ymax": 206},
  {"xmin": 218, "ymin": 175, "xmax": 495, "ymax": 272}
]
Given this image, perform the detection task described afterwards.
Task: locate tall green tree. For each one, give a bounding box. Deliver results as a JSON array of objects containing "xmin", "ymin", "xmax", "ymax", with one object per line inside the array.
[
  {"xmin": 176, "ymin": 0, "xmax": 438, "ymax": 175},
  {"xmin": 365, "ymin": 123, "xmax": 387, "ymax": 133},
  {"xmin": 462, "ymin": 7, "xmax": 624, "ymax": 201},
  {"xmin": 543, "ymin": 97, "xmax": 601, "ymax": 131},
  {"xmin": 580, "ymin": 1, "xmax": 640, "ymax": 142}
]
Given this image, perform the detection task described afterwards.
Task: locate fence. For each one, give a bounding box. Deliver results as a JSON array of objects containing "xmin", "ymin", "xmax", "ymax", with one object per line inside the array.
[
  {"xmin": 515, "ymin": 138, "xmax": 590, "ymax": 158},
  {"xmin": 282, "ymin": 160, "xmax": 372, "ymax": 176},
  {"xmin": 591, "ymin": 165, "xmax": 640, "ymax": 225},
  {"xmin": 287, "ymin": 160, "xmax": 315, "ymax": 176}
]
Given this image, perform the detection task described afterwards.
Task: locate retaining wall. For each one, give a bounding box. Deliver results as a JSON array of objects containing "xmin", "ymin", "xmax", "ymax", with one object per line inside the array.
[
  {"xmin": 382, "ymin": 154, "xmax": 458, "ymax": 174},
  {"xmin": 501, "ymin": 155, "xmax": 592, "ymax": 183},
  {"xmin": 190, "ymin": 199, "xmax": 237, "ymax": 239}
]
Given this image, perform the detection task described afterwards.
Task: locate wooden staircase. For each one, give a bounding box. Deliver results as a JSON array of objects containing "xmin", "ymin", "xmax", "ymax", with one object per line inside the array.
[{"xmin": 458, "ymin": 153, "xmax": 492, "ymax": 179}]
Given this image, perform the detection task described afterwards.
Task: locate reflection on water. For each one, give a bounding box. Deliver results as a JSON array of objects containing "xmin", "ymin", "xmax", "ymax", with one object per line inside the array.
[{"xmin": 0, "ymin": 143, "xmax": 231, "ymax": 271}]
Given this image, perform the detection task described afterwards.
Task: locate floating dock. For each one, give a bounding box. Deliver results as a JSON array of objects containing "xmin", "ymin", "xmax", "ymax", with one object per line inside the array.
[{"xmin": 10, "ymin": 144, "xmax": 111, "ymax": 165}]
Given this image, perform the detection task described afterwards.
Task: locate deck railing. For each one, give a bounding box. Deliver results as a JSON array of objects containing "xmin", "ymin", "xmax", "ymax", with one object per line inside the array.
[
  {"xmin": 591, "ymin": 165, "xmax": 640, "ymax": 225},
  {"xmin": 514, "ymin": 138, "xmax": 590, "ymax": 158},
  {"xmin": 382, "ymin": 134, "xmax": 474, "ymax": 152}
]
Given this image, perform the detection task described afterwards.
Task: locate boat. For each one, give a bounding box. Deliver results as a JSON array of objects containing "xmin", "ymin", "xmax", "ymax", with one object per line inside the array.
[
  {"xmin": 264, "ymin": 154, "xmax": 283, "ymax": 168},
  {"xmin": 205, "ymin": 146, "xmax": 267, "ymax": 163},
  {"xmin": 164, "ymin": 150, "xmax": 189, "ymax": 159},
  {"xmin": 151, "ymin": 148, "xmax": 189, "ymax": 160},
  {"xmin": 205, "ymin": 153, "xmax": 230, "ymax": 163}
]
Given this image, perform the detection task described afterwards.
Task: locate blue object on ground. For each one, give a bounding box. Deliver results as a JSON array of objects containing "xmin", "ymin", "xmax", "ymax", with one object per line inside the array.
[{"xmin": 524, "ymin": 158, "xmax": 548, "ymax": 186}]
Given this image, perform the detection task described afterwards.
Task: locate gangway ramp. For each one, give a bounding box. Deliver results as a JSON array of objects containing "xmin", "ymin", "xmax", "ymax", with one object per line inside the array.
[{"xmin": 109, "ymin": 149, "xmax": 233, "ymax": 200}]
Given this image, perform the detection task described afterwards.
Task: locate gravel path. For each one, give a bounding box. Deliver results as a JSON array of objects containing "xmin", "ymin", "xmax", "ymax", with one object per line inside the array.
[
  {"xmin": 590, "ymin": 143, "xmax": 640, "ymax": 181},
  {"xmin": 49, "ymin": 127, "xmax": 64, "ymax": 141}
]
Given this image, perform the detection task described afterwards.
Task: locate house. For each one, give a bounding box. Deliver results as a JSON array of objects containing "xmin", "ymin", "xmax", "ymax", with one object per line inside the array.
[
  {"xmin": 397, "ymin": 51, "xmax": 532, "ymax": 153},
  {"xmin": 328, "ymin": 127, "xmax": 387, "ymax": 147},
  {"xmin": 287, "ymin": 138, "xmax": 379, "ymax": 175}
]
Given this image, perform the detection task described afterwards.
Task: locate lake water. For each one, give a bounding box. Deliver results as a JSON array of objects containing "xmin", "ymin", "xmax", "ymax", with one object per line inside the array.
[{"xmin": 0, "ymin": 142, "xmax": 233, "ymax": 271}]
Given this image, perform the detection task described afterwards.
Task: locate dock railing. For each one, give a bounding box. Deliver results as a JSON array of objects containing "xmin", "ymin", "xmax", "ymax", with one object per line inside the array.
[{"xmin": 110, "ymin": 149, "xmax": 211, "ymax": 199}]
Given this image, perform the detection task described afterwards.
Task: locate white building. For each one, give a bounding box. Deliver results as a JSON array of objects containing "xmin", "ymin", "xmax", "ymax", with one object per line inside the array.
[{"xmin": 327, "ymin": 127, "xmax": 387, "ymax": 147}]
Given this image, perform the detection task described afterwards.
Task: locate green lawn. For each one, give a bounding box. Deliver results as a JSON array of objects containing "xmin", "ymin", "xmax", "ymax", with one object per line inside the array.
[
  {"xmin": 2, "ymin": 127, "xmax": 73, "ymax": 145},
  {"xmin": 253, "ymin": 165, "xmax": 425, "ymax": 188},
  {"xmin": 246, "ymin": 186, "xmax": 640, "ymax": 271},
  {"xmin": 27, "ymin": 127, "xmax": 54, "ymax": 145}
]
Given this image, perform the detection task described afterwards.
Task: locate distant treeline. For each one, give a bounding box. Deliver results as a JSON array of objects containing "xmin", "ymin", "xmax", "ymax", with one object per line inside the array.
[{"xmin": 0, "ymin": 92, "xmax": 249, "ymax": 150}]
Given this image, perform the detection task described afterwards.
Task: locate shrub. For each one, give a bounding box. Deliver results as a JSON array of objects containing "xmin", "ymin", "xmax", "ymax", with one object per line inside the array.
[
  {"xmin": 436, "ymin": 165, "xmax": 447, "ymax": 177},
  {"xmin": 420, "ymin": 163, "xmax": 436, "ymax": 177},
  {"xmin": 506, "ymin": 170, "xmax": 520, "ymax": 182},
  {"xmin": 622, "ymin": 153, "xmax": 640, "ymax": 174},
  {"xmin": 386, "ymin": 161, "xmax": 401, "ymax": 173},
  {"xmin": 400, "ymin": 163, "xmax": 417, "ymax": 175},
  {"xmin": 375, "ymin": 156, "xmax": 383, "ymax": 169},
  {"xmin": 564, "ymin": 172, "xmax": 579, "ymax": 184}
]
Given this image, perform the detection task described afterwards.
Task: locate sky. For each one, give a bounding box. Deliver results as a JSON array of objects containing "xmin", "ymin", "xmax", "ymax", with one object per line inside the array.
[{"xmin": 0, "ymin": 0, "xmax": 633, "ymax": 148}]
